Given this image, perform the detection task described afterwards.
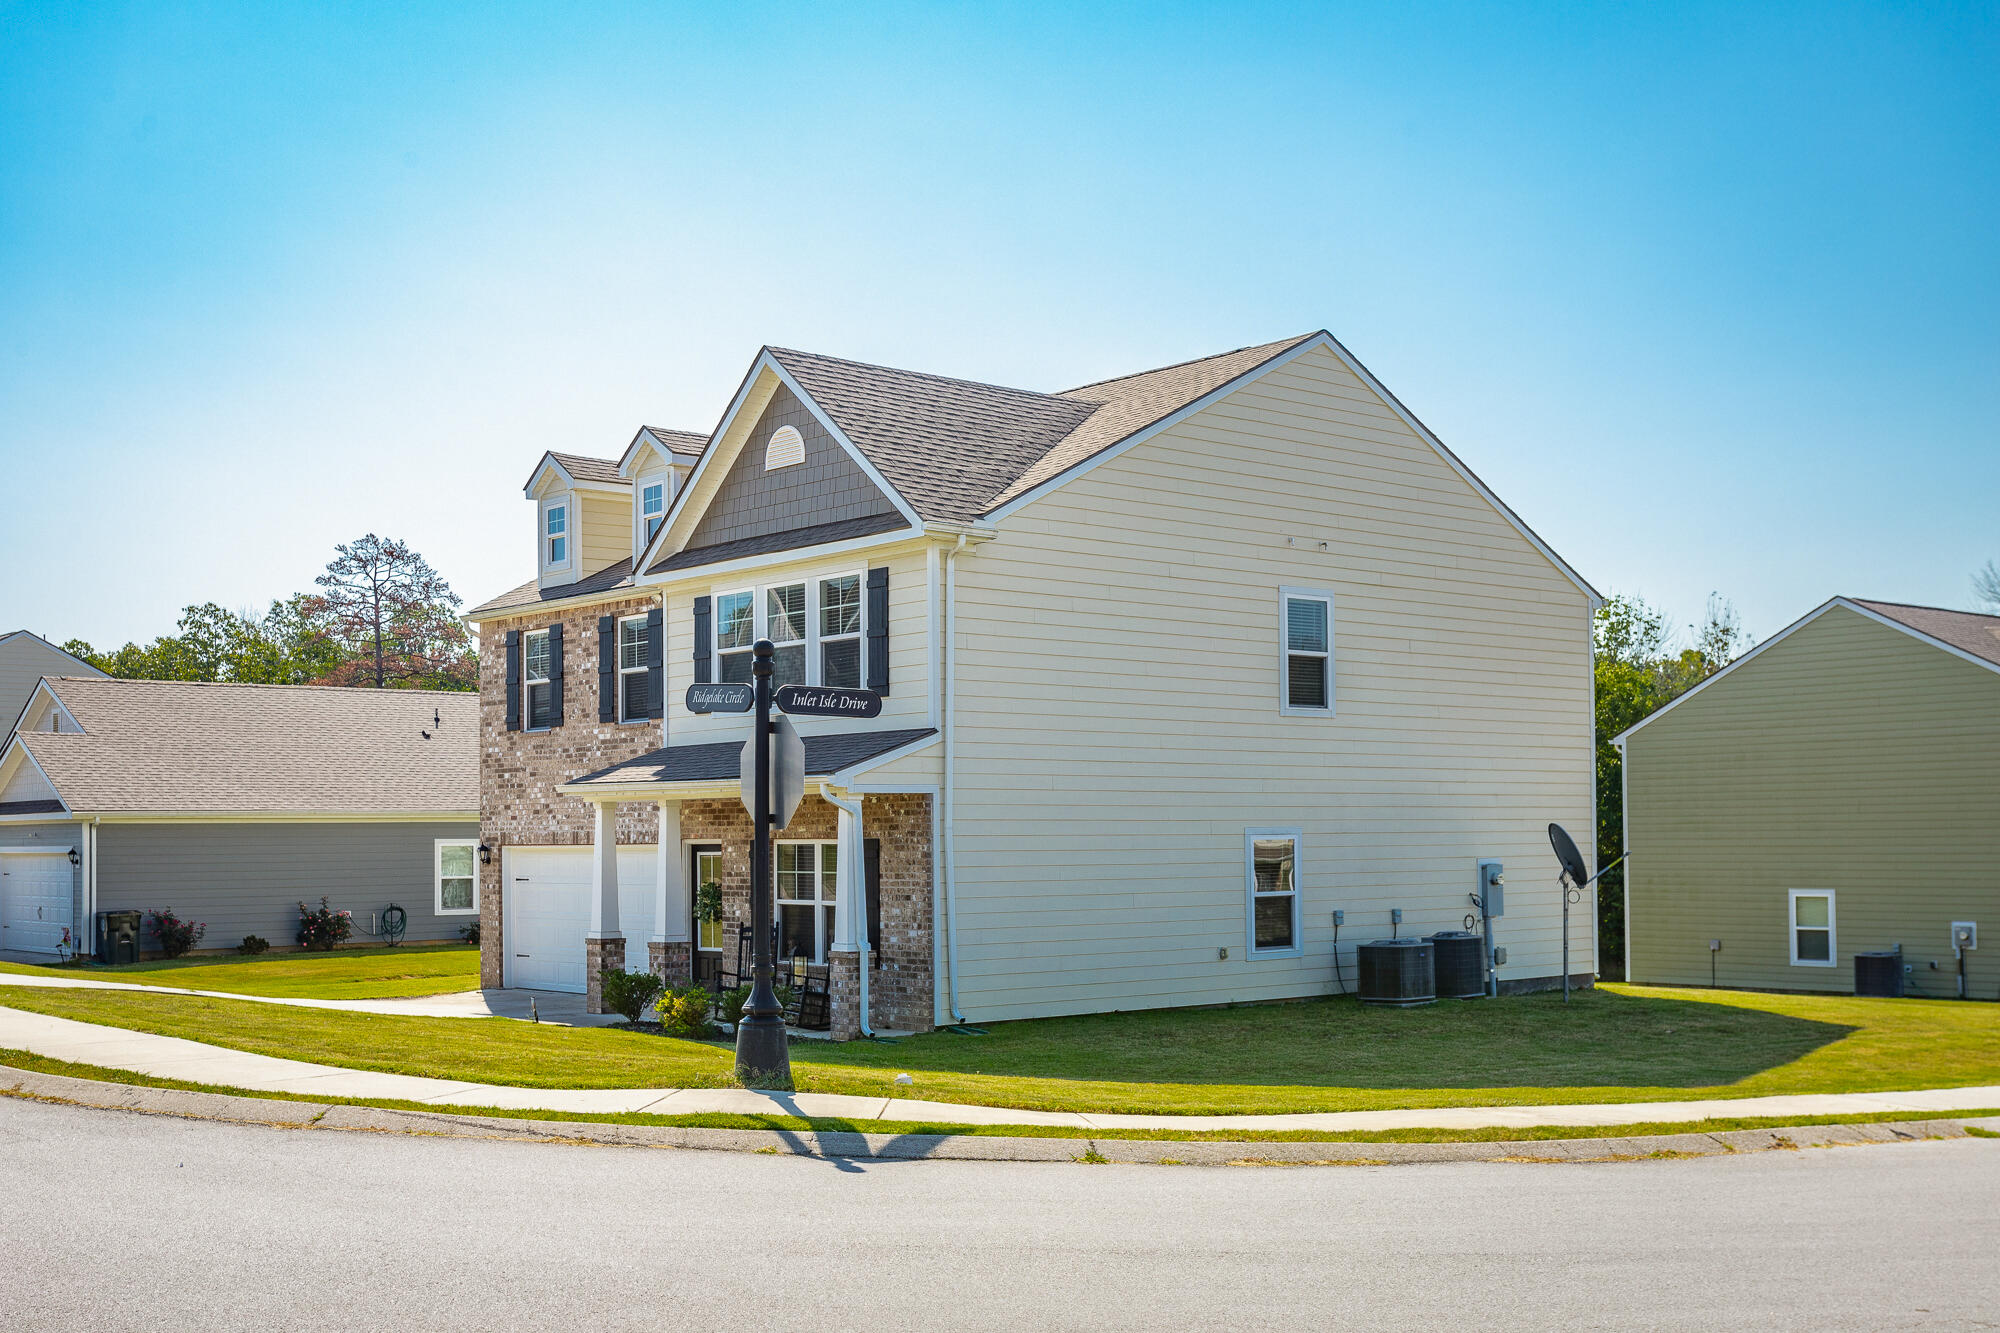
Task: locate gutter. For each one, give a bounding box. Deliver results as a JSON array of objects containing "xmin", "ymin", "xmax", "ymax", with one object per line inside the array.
[
  {"xmin": 941, "ymin": 533, "xmax": 969, "ymax": 1026},
  {"xmin": 817, "ymin": 783, "xmax": 873, "ymax": 1038}
]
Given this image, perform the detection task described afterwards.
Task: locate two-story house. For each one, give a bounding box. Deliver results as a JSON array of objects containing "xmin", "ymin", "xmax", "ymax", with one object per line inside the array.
[{"xmin": 465, "ymin": 332, "xmax": 1599, "ymax": 1036}]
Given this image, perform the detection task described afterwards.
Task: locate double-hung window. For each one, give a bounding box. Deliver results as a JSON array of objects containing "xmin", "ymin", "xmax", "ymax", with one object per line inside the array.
[
  {"xmin": 524, "ymin": 629, "xmax": 554, "ymax": 728},
  {"xmin": 818, "ymin": 573, "xmax": 862, "ymax": 688},
  {"xmin": 766, "ymin": 582, "xmax": 807, "ymax": 688},
  {"xmin": 640, "ymin": 482, "xmax": 666, "ymax": 541},
  {"xmin": 545, "ymin": 504, "xmax": 568, "ymax": 567},
  {"xmin": 776, "ymin": 841, "xmax": 837, "ymax": 964},
  {"xmin": 435, "ymin": 840, "xmax": 478, "ymax": 915},
  {"xmin": 716, "ymin": 589, "xmax": 757, "ymax": 683},
  {"xmin": 1246, "ymin": 829, "xmax": 1302, "ymax": 956},
  {"xmin": 1789, "ymin": 890, "xmax": 1835, "ymax": 966},
  {"xmin": 618, "ymin": 614, "xmax": 650, "ymax": 721},
  {"xmin": 1280, "ymin": 588, "xmax": 1333, "ymax": 714}
]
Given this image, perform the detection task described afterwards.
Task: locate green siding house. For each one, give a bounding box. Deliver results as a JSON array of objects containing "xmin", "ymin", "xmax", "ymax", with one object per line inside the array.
[{"xmin": 1616, "ymin": 598, "xmax": 2000, "ymax": 998}]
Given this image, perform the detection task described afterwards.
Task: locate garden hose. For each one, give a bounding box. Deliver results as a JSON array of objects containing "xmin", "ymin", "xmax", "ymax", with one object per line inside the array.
[{"xmin": 354, "ymin": 904, "xmax": 408, "ymax": 945}]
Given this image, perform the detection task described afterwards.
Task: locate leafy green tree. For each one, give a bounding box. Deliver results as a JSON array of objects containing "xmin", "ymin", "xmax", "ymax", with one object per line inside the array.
[{"xmin": 1593, "ymin": 593, "xmax": 1746, "ymax": 978}]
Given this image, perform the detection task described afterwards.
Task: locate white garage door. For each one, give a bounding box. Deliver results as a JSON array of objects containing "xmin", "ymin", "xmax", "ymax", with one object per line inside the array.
[
  {"xmin": 0, "ymin": 850, "xmax": 75, "ymax": 956},
  {"xmin": 502, "ymin": 846, "xmax": 657, "ymax": 993}
]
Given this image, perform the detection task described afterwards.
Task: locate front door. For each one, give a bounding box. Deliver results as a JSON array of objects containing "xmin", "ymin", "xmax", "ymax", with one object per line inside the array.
[{"xmin": 690, "ymin": 844, "xmax": 723, "ymax": 982}]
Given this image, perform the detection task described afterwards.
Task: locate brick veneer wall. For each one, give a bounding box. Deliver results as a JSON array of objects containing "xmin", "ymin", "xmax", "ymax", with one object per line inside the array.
[
  {"xmin": 682, "ymin": 792, "xmax": 934, "ymax": 1034},
  {"xmin": 478, "ymin": 592, "xmax": 663, "ymax": 989}
]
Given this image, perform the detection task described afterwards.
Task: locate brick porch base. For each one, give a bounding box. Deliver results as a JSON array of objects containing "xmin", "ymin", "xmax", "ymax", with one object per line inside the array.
[{"xmin": 584, "ymin": 935, "xmax": 625, "ymax": 1014}]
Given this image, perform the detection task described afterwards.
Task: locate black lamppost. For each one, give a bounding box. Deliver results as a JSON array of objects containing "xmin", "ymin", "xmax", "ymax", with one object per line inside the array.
[{"xmin": 734, "ymin": 638, "xmax": 792, "ymax": 1088}]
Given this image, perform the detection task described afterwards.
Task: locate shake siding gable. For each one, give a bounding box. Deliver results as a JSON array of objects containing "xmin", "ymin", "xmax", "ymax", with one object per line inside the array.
[
  {"xmin": 950, "ymin": 344, "xmax": 1594, "ymax": 1021},
  {"xmin": 685, "ymin": 383, "xmax": 900, "ymax": 551},
  {"xmin": 1623, "ymin": 605, "xmax": 2000, "ymax": 995}
]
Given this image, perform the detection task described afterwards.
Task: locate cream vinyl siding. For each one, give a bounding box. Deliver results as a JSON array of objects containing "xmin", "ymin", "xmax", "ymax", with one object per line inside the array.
[
  {"xmin": 1624, "ymin": 606, "xmax": 2000, "ymax": 996},
  {"xmin": 658, "ymin": 543, "xmax": 933, "ymax": 745},
  {"xmin": 949, "ymin": 344, "xmax": 1594, "ymax": 1022},
  {"xmin": 578, "ymin": 491, "xmax": 633, "ymax": 576}
]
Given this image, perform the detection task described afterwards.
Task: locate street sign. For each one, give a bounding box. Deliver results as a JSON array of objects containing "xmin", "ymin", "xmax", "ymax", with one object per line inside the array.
[
  {"xmin": 686, "ymin": 682, "xmax": 754, "ymax": 714},
  {"xmin": 741, "ymin": 713, "xmax": 806, "ymax": 830},
  {"xmin": 774, "ymin": 684, "xmax": 883, "ymax": 719}
]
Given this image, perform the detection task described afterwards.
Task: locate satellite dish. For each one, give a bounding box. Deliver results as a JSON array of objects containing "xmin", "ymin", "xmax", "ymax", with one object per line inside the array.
[{"xmin": 1548, "ymin": 822, "xmax": 1589, "ymax": 887}]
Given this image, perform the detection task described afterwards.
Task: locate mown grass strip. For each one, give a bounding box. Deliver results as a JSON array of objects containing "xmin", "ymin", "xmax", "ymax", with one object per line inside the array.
[{"xmin": 0, "ymin": 944, "xmax": 480, "ymax": 1000}]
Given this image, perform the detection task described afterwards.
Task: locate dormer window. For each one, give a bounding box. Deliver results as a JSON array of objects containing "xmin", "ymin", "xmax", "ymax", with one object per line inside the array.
[
  {"xmin": 641, "ymin": 481, "xmax": 666, "ymax": 540},
  {"xmin": 765, "ymin": 424, "xmax": 804, "ymax": 470},
  {"xmin": 545, "ymin": 504, "xmax": 568, "ymax": 566}
]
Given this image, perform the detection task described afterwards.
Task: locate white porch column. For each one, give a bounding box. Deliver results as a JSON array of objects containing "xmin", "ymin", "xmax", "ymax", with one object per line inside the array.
[
  {"xmin": 830, "ymin": 798, "xmax": 863, "ymax": 954},
  {"xmin": 588, "ymin": 800, "xmax": 620, "ymax": 939},
  {"xmin": 654, "ymin": 800, "xmax": 687, "ymax": 943}
]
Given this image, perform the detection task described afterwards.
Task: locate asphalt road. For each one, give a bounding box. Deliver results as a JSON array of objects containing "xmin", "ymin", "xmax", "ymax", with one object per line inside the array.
[{"xmin": 3, "ymin": 1098, "xmax": 1996, "ymax": 1332}]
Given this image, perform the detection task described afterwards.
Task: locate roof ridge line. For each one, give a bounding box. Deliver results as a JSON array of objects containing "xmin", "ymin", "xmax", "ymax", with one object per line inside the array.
[
  {"xmin": 53, "ymin": 678, "xmax": 481, "ymax": 697},
  {"xmin": 1058, "ymin": 331, "xmax": 1320, "ymax": 394},
  {"xmin": 767, "ymin": 346, "xmax": 1076, "ymax": 404},
  {"xmin": 1848, "ymin": 596, "xmax": 1999, "ymax": 621}
]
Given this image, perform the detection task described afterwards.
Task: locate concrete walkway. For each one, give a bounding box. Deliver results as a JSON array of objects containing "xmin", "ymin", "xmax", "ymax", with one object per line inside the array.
[
  {"xmin": 3, "ymin": 1000, "xmax": 1998, "ymax": 1131},
  {"xmin": 0, "ymin": 970, "xmax": 621, "ymax": 1025}
]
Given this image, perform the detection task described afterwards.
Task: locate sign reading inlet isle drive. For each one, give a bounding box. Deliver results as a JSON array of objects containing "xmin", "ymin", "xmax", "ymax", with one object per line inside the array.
[
  {"xmin": 685, "ymin": 682, "xmax": 755, "ymax": 714},
  {"xmin": 774, "ymin": 684, "xmax": 883, "ymax": 719}
]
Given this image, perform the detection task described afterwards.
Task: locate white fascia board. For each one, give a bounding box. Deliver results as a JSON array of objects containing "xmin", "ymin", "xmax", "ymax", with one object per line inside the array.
[
  {"xmin": 830, "ymin": 732, "xmax": 941, "ymax": 786},
  {"xmin": 462, "ymin": 578, "xmax": 653, "ymax": 626},
  {"xmin": 636, "ymin": 526, "xmax": 926, "ymax": 589},
  {"xmin": 1608, "ymin": 597, "xmax": 1845, "ymax": 746},
  {"xmin": 635, "ymin": 357, "xmax": 774, "ymax": 573},
  {"xmin": 0, "ymin": 737, "xmax": 68, "ymax": 812},
  {"xmin": 524, "ymin": 453, "xmax": 630, "ymax": 500},
  {"xmin": 619, "ymin": 428, "xmax": 708, "ymax": 477},
  {"xmin": 982, "ymin": 330, "xmax": 1601, "ymax": 609},
  {"xmin": 762, "ymin": 356, "xmax": 924, "ymax": 530},
  {"xmin": 1838, "ymin": 599, "xmax": 2000, "ymax": 681}
]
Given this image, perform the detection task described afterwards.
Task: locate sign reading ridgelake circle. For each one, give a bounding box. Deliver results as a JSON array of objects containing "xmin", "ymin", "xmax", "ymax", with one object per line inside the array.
[
  {"xmin": 686, "ymin": 682, "xmax": 755, "ymax": 714},
  {"xmin": 773, "ymin": 684, "xmax": 883, "ymax": 719}
]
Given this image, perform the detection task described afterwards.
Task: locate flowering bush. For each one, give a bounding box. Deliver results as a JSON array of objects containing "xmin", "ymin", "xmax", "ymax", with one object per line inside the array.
[
  {"xmin": 147, "ymin": 909, "xmax": 206, "ymax": 959},
  {"xmin": 654, "ymin": 979, "xmax": 715, "ymax": 1039},
  {"xmin": 459, "ymin": 920, "xmax": 480, "ymax": 946},
  {"xmin": 296, "ymin": 897, "xmax": 353, "ymax": 951}
]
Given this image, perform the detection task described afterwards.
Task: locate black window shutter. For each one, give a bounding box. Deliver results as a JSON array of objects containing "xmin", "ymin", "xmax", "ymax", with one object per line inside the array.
[
  {"xmin": 596, "ymin": 616, "xmax": 616, "ymax": 723},
  {"xmin": 692, "ymin": 595, "xmax": 713, "ymax": 684},
  {"xmin": 503, "ymin": 630, "xmax": 522, "ymax": 732},
  {"xmin": 866, "ymin": 567, "xmax": 889, "ymax": 694},
  {"xmin": 864, "ymin": 836, "xmax": 882, "ymax": 964},
  {"xmin": 547, "ymin": 622, "xmax": 565, "ymax": 726},
  {"xmin": 645, "ymin": 606, "xmax": 665, "ymax": 718}
]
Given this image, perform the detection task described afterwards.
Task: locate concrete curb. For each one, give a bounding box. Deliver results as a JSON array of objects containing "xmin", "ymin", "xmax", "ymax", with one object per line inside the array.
[{"xmin": 4, "ymin": 1064, "xmax": 1995, "ymax": 1166}]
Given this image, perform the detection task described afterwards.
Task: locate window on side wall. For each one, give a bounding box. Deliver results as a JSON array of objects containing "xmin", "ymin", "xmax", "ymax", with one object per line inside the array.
[
  {"xmin": 618, "ymin": 614, "xmax": 650, "ymax": 721},
  {"xmin": 766, "ymin": 582, "xmax": 806, "ymax": 688},
  {"xmin": 716, "ymin": 589, "xmax": 756, "ymax": 683},
  {"xmin": 545, "ymin": 504, "xmax": 568, "ymax": 567},
  {"xmin": 776, "ymin": 841, "xmax": 837, "ymax": 964},
  {"xmin": 1246, "ymin": 830, "xmax": 1302, "ymax": 957},
  {"xmin": 525, "ymin": 629, "xmax": 553, "ymax": 728},
  {"xmin": 1280, "ymin": 589, "xmax": 1332, "ymax": 715},
  {"xmin": 1790, "ymin": 890, "xmax": 1835, "ymax": 966},
  {"xmin": 819, "ymin": 573, "xmax": 862, "ymax": 688},
  {"xmin": 641, "ymin": 482, "xmax": 666, "ymax": 541},
  {"xmin": 435, "ymin": 840, "xmax": 478, "ymax": 915}
]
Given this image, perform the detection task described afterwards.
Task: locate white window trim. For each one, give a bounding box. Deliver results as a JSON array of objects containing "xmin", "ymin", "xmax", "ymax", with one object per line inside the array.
[
  {"xmin": 775, "ymin": 839, "xmax": 838, "ymax": 964},
  {"xmin": 1244, "ymin": 827, "xmax": 1304, "ymax": 959},
  {"xmin": 524, "ymin": 628, "xmax": 553, "ymax": 731},
  {"xmin": 1788, "ymin": 889, "xmax": 1836, "ymax": 967},
  {"xmin": 701, "ymin": 568, "xmax": 868, "ymax": 711},
  {"xmin": 817, "ymin": 568, "xmax": 865, "ymax": 690},
  {"xmin": 1278, "ymin": 586, "xmax": 1335, "ymax": 717},
  {"xmin": 637, "ymin": 475, "xmax": 669, "ymax": 550},
  {"xmin": 690, "ymin": 843, "xmax": 725, "ymax": 953},
  {"xmin": 541, "ymin": 496, "xmax": 573, "ymax": 573},
  {"xmin": 617, "ymin": 614, "xmax": 651, "ymax": 725},
  {"xmin": 434, "ymin": 838, "xmax": 480, "ymax": 916}
]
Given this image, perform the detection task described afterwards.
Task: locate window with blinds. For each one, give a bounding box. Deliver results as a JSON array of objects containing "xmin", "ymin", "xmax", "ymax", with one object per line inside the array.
[{"xmin": 1281, "ymin": 590, "xmax": 1333, "ymax": 714}]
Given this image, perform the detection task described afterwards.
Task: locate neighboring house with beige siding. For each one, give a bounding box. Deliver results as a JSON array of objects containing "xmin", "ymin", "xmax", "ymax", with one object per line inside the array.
[
  {"xmin": 1, "ymin": 631, "xmax": 105, "ymax": 742},
  {"xmin": 1617, "ymin": 598, "xmax": 2000, "ymax": 998},
  {"xmin": 466, "ymin": 330, "xmax": 1600, "ymax": 1033},
  {"xmin": 0, "ymin": 678, "xmax": 477, "ymax": 959}
]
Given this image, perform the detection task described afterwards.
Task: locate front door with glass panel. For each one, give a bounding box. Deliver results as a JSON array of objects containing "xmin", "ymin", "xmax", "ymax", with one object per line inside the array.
[{"xmin": 690, "ymin": 844, "xmax": 724, "ymax": 953}]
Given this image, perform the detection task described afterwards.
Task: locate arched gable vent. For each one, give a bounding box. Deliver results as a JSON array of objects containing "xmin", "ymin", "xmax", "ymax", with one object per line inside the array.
[{"xmin": 764, "ymin": 424, "xmax": 805, "ymax": 470}]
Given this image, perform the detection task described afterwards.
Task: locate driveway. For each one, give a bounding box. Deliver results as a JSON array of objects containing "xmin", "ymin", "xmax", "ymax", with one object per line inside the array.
[{"xmin": 3, "ymin": 1096, "xmax": 1997, "ymax": 1331}]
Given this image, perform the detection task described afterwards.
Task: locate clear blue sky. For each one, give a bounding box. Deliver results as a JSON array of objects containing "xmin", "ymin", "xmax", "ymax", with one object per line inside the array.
[{"xmin": 3, "ymin": 1, "xmax": 1994, "ymax": 651}]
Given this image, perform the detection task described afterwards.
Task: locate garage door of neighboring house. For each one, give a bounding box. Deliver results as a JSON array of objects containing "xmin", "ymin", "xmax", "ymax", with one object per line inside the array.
[
  {"xmin": 501, "ymin": 846, "xmax": 659, "ymax": 993},
  {"xmin": 0, "ymin": 850, "xmax": 74, "ymax": 955}
]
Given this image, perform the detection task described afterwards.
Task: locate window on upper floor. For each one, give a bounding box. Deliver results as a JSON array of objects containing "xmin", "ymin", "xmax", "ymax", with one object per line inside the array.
[
  {"xmin": 618, "ymin": 614, "xmax": 651, "ymax": 722},
  {"xmin": 716, "ymin": 589, "xmax": 757, "ymax": 684},
  {"xmin": 1280, "ymin": 588, "xmax": 1333, "ymax": 715},
  {"xmin": 819, "ymin": 573, "xmax": 862, "ymax": 688},
  {"xmin": 545, "ymin": 504, "xmax": 568, "ymax": 567},
  {"xmin": 766, "ymin": 582, "xmax": 806, "ymax": 687},
  {"xmin": 641, "ymin": 481, "xmax": 666, "ymax": 541},
  {"xmin": 713, "ymin": 574, "xmax": 859, "ymax": 694},
  {"xmin": 525, "ymin": 629, "xmax": 554, "ymax": 728}
]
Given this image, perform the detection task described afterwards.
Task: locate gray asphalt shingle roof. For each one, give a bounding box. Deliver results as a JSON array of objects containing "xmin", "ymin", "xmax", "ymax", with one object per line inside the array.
[
  {"xmin": 568, "ymin": 727, "xmax": 936, "ymax": 790},
  {"xmin": 464, "ymin": 558, "xmax": 637, "ymax": 620},
  {"xmin": 1851, "ymin": 599, "xmax": 2000, "ymax": 669},
  {"xmin": 640, "ymin": 426, "xmax": 707, "ymax": 461},
  {"xmin": 13, "ymin": 678, "xmax": 478, "ymax": 815},
  {"xmin": 549, "ymin": 452, "xmax": 627, "ymax": 484}
]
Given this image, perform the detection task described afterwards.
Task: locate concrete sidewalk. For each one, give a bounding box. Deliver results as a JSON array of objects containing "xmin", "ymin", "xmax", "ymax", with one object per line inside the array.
[
  {"xmin": 4, "ymin": 1001, "xmax": 1998, "ymax": 1131},
  {"xmin": 0, "ymin": 970, "xmax": 620, "ymax": 1025}
]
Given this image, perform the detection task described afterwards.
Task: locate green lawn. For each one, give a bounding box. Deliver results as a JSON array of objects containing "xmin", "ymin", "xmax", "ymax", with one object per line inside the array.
[
  {"xmin": 0, "ymin": 945, "xmax": 479, "ymax": 1000},
  {"xmin": 1, "ymin": 982, "xmax": 1995, "ymax": 1115}
]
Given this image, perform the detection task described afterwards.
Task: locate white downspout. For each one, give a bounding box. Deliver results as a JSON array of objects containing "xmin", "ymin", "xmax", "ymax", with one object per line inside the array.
[
  {"xmin": 818, "ymin": 783, "xmax": 872, "ymax": 1038},
  {"xmin": 942, "ymin": 534, "xmax": 968, "ymax": 1025}
]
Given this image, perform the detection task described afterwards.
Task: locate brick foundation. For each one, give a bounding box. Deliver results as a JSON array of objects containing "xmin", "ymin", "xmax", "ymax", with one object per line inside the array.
[
  {"xmin": 827, "ymin": 950, "xmax": 862, "ymax": 1040},
  {"xmin": 584, "ymin": 935, "xmax": 625, "ymax": 1014},
  {"xmin": 650, "ymin": 938, "xmax": 693, "ymax": 985}
]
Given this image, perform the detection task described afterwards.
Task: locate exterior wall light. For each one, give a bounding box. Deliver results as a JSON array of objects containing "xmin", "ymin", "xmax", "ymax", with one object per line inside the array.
[
  {"xmin": 477, "ymin": 843, "xmax": 493, "ymax": 866},
  {"xmin": 68, "ymin": 848, "xmax": 81, "ymax": 868}
]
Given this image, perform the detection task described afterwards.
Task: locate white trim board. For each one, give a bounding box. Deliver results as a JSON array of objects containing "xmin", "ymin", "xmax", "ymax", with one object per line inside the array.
[{"xmin": 1611, "ymin": 596, "xmax": 2000, "ymax": 747}]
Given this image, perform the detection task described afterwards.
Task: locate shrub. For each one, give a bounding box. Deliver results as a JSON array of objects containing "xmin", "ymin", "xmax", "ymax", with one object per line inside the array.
[
  {"xmin": 238, "ymin": 935, "xmax": 270, "ymax": 955},
  {"xmin": 459, "ymin": 920, "xmax": 481, "ymax": 946},
  {"xmin": 654, "ymin": 979, "xmax": 715, "ymax": 1038},
  {"xmin": 599, "ymin": 967, "xmax": 665, "ymax": 1023},
  {"xmin": 719, "ymin": 982, "xmax": 794, "ymax": 1028},
  {"xmin": 296, "ymin": 897, "xmax": 353, "ymax": 951},
  {"xmin": 146, "ymin": 909, "xmax": 206, "ymax": 959}
]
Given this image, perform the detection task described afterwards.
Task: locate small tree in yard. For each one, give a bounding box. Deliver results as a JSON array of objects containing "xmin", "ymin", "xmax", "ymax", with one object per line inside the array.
[{"xmin": 313, "ymin": 534, "xmax": 476, "ymax": 690}]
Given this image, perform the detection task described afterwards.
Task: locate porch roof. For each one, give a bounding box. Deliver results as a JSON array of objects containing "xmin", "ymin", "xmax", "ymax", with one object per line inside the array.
[{"xmin": 562, "ymin": 727, "xmax": 937, "ymax": 795}]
